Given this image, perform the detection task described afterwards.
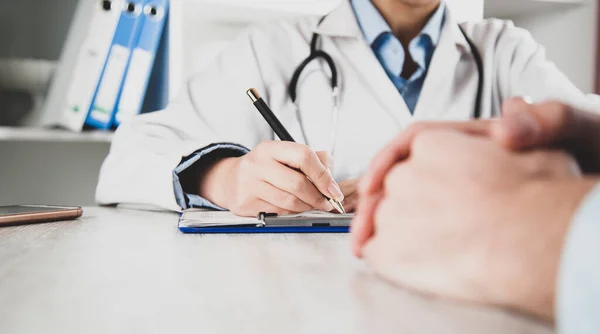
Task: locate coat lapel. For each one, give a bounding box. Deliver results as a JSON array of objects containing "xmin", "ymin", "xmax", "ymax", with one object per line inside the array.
[
  {"xmin": 413, "ymin": 8, "xmax": 471, "ymax": 120},
  {"xmin": 312, "ymin": 2, "xmax": 476, "ymax": 125},
  {"xmin": 315, "ymin": 1, "xmax": 413, "ymax": 128}
]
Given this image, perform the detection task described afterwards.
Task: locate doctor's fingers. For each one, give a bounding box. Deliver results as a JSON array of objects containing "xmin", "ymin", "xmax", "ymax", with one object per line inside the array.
[
  {"xmin": 261, "ymin": 160, "xmax": 334, "ymax": 212},
  {"xmin": 359, "ymin": 120, "xmax": 496, "ymax": 197},
  {"xmin": 315, "ymin": 151, "xmax": 334, "ymax": 170},
  {"xmin": 254, "ymin": 181, "xmax": 314, "ymax": 213},
  {"xmin": 263, "ymin": 141, "xmax": 344, "ymax": 202},
  {"xmin": 351, "ymin": 192, "xmax": 383, "ymax": 258},
  {"xmin": 231, "ymin": 197, "xmax": 295, "ymax": 218}
]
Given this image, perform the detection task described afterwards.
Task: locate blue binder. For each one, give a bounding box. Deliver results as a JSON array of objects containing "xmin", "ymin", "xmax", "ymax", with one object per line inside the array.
[
  {"xmin": 179, "ymin": 226, "xmax": 350, "ymax": 234},
  {"xmin": 113, "ymin": 0, "xmax": 170, "ymax": 127},
  {"xmin": 139, "ymin": 6, "xmax": 170, "ymax": 116},
  {"xmin": 85, "ymin": 0, "xmax": 147, "ymax": 130}
]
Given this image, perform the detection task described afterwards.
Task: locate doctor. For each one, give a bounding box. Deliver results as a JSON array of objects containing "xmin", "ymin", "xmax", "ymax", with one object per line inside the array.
[{"xmin": 96, "ymin": 0, "xmax": 597, "ymax": 214}]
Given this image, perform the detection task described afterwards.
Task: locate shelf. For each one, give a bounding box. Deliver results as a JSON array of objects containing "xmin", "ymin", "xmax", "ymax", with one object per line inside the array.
[
  {"xmin": 0, "ymin": 126, "xmax": 113, "ymax": 143},
  {"xmin": 485, "ymin": 0, "xmax": 583, "ymax": 18}
]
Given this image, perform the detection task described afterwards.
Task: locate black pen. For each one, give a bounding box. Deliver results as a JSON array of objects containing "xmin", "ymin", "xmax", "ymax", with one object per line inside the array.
[{"xmin": 246, "ymin": 88, "xmax": 346, "ymax": 214}]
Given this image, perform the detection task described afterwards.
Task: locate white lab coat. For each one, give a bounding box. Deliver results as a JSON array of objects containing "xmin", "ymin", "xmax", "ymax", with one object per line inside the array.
[{"xmin": 96, "ymin": 1, "xmax": 599, "ymax": 212}]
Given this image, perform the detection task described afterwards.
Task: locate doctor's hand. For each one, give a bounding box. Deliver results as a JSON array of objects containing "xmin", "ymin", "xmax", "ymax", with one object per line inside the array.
[
  {"xmin": 199, "ymin": 141, "xmax": 344, "ymax": 217},
  {"xmin": 360, "ymin": 130, "xmax": 588, "ymax": 321}
]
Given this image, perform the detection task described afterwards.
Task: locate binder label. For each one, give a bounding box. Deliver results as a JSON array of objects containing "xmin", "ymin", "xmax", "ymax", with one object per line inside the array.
[
  {"xmin": 90, "ymin": 44, "xmax": 131, "ymax": 123},
  {"xmin": 116, "ymin": 48, "xmax": 153, "ymax": 124},
  {"xmin": 66, "ymin": 46, "xmax": 109, "ymax": 118}
]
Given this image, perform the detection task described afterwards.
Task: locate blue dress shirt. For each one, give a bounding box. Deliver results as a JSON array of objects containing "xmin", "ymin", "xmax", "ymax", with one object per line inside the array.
[
  {"xmin": 557, "ymin": 183, "xmax": 600, "ymax": 334},
  {"xmin": 173, "ymin": 143, "xmax": 248, "ymax": 210},
  {"xmin": 351, "ymin": 0, "xmax": 445, "ymax": 113},
  {"xmin": 172, "ymin": 0, "xmax": 446, "ymax": 210}
]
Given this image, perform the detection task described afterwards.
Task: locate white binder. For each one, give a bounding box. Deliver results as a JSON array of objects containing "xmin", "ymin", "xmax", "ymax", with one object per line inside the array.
[{"xmin": 42, "ymin": 0, "xmax": 122, "ymax": 132}]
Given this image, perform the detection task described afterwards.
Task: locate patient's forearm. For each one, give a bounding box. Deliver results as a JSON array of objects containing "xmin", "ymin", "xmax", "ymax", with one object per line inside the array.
[{"xmin": 499, "ymin": 178, "xmax": 598, "ymax": 321}]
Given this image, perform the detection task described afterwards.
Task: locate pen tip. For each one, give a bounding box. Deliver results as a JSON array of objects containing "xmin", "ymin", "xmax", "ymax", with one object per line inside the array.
[{"xmin": 330, "ymin": 200, "xmax": 346, "ymax": 214}]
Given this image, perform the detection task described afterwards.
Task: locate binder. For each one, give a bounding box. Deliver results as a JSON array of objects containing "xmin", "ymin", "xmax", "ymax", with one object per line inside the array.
[
  {"xmin": 42, "ymin": 0, "xmax": 122, "ymax": 132},
  {"xmin": 178, "ymin": 210, "xmax": 352, "ymax": 234},
  {"xmin": 85, "ymin": 0, "xmax": 146, "ymax": 130},
  {"xmin": 139, "ymin": 9, "xmax": 170, "ymax": 117},
  {"xmin": 114, "ymin": 0, "xmax": 170, "ymax": 127}
]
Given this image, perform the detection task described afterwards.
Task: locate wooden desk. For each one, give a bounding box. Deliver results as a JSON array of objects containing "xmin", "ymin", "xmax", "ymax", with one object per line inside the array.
[{"xmin": 0, "ymin": 207, "xmax": 552, "ymax": 334}]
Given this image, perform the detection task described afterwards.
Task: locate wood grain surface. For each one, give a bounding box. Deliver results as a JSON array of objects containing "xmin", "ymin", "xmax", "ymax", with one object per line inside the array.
[{"xmin": 0, "ymin": 207, "xmax": 553, "ymax": 334}]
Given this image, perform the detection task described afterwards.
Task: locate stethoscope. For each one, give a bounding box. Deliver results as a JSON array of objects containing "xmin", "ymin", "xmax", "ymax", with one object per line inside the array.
[{"xmin": 287, "ymin": 18, "xmax": 484, "ymax": 154}]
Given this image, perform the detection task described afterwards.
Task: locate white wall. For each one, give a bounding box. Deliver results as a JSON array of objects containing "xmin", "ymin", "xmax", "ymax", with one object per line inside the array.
[
  {"xmin": 446, "ymin": 0, "xmax": 484, "ymax": 22},
  {"xmin": 484, "ymin": 0, "xmax": 598, "ymax": 94},
  {"xmin": 510, "ymin": 0, "xmax": 597, "ymax": 93}
]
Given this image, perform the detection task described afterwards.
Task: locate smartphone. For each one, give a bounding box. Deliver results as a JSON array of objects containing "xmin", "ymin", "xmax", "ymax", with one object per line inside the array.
[{"xmin": 0, "ymin": 205, "xmax": 83, "ymax": 227}]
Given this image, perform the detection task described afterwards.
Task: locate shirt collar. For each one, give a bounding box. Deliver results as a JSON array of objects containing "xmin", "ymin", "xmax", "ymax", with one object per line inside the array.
[
  {"xmin": 351, "ymin": 0, "xmax": 446, "ymax": 48},
  {"xmin": 420, "ymin": 1, "xmax": 445, "ymax": 47}
]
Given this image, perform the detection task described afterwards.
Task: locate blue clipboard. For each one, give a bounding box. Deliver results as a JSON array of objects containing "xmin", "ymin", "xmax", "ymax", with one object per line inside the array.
[{"xmin": 178, "ymin": 211, "xmax": 351, "ymax": 234}]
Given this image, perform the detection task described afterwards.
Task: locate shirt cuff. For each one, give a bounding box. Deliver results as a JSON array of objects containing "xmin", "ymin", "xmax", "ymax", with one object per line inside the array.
[
  {"xmin": 557, "ymin": 183, "xmax": 600, "ymax": 334},
  {"xmin": 172, "ymin": 143, "xmax": 250, "ymax": 210}
]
